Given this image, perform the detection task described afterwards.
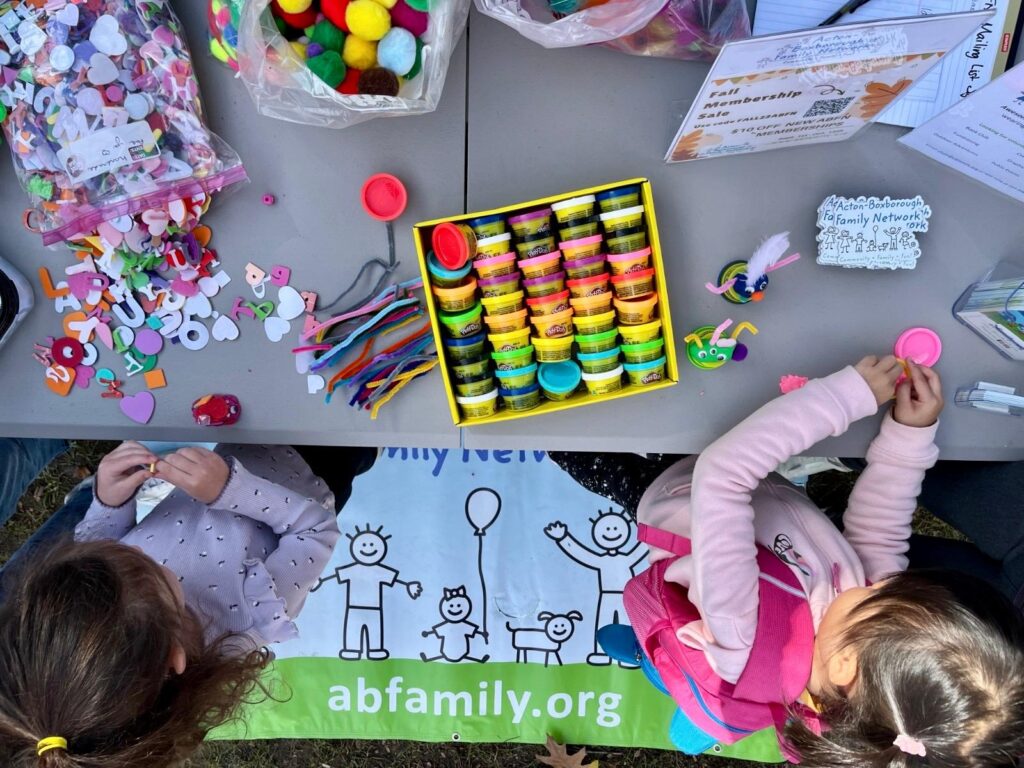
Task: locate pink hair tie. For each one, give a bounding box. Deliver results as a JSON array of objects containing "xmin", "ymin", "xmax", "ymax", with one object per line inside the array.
[{"xmin": 893, "ymin": 734, "xmax": 927, "ymax": 757}]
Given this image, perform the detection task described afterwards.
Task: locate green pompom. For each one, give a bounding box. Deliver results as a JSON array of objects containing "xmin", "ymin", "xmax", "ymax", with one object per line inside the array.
[
  {"xmin": 406, "ymin": 0, "xmax": 429, "ymax": 10},
  {"xmin": 307, "ymin": 50, "xmax": 347, "ymax": 87},
  {"xmin": 311, "ymin": 20, "xmax": 347, "ymax": 52},
  {"xmin": 405, "ymin": 35, "xmax": 425, "ymax": 79},
  {"xmin": 274, "ymin": 15, "xmax": 288, "ymax": 33}
]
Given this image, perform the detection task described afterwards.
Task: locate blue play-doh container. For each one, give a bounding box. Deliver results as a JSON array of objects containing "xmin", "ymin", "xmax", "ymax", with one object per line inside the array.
[
  {"xmin": 443, "ymin": 331, "xmax": 486, "ymax": 363},
  {"xmin": 495, "ymin": 362, "xmax": 538, "ymax": 390},
  {"xmin": 577, "ymin": 346, "xmax": 621, "ymax": 374},
  {"xmin": 468, "ymin": 213, "xmax": 507, "ymax": 239},
  {"xmin": 427, "ymin": 251, "xmax": 472, "ymax": 288},
  {"xmin": 624, "ymin": 355, "xmax": 667, "ymax": 387},
  {"xmin": 498, "ymin": 383, "xmax": 542, "ymax": 411},
  {"xmin": 538, "ymin": 361, "xmax": 581, "ymax": 401},
  {"xmin": 596, "ymin": 186, "xmax": 641, "ymax": 213}
]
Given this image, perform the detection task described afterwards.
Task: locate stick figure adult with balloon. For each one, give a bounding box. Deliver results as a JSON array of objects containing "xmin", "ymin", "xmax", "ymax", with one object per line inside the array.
[{"xmin": 544, "ymin": 509, "xmax": 647, "ymax": 666}]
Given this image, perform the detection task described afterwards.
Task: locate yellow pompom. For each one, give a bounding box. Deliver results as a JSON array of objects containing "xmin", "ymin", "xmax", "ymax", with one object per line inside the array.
[
  {"xmin": 342, "ymin": 34, "xmax": 378, "ymax": 70},
  {"xmin": 277, "ymin": 0, "xmax": 313, "ymax": 13},
  {"xmin": 368, "ymin": 0, "xmax": 398, "ymax": 9},
  {"xmin": 345, "ymin": 0, "xmax": 391, "ymax": 41},
  {"xmin": 290, "ymin": 40, "xmax": 308, "ymax": 59}
]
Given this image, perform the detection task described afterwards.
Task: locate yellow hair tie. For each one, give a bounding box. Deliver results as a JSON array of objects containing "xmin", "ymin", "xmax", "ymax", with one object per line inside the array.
[{"xmin": 36, "ymin": 737, "xmax": 67, "ymax": 756}]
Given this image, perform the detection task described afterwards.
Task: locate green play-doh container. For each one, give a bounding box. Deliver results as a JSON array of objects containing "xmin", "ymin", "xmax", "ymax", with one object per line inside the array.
[
  {"xmin": 559, "ymin": 217, "xmax": 601, "ymax": 242},
  {"xmin": 443, "ymin": 332, "xmax": 486, "ymax": 363},
  {"xmin": 577, "ymin": 346, "xmax": 621, "ymax": 375},
  {"xmin": 468, "ymin": 214, "xmax": 507, "ymax": 239},
  {"xmin": 499, "ymin": 383, "xmax": 542, "ymax": 412},
  {"xmin": 551, "ymin": 195, "xmax": 596, "ymax": 226},
  {"xmin": 439, "ymin": 303, "xmax": 483, "ymax": 338},
  {"xmin": 538, "ymin": 360, "xmax": 582, "ymax": 401},
  {"xmin": 496, "ymin": 362, "xmax": 538, "ymax": 390},
  {"xmin": 581, "ymin": 365, "xmax": 624, "ymax": 396},
  {"xmin": 492, "ymin": 345, "xmax": 535, "ymax": 371},
  {"xmin": 455, "ymin": 372, "xmax": 497, "ymax": 398},
  {"xmin": 621, "ymin": 338, "xmax": 665, "ymax": 364},
  {"xmin": 451, "ymin": 356, "xmax": 491, "ymax": 382},
  {"xmin": 624, "ymin": 356, "xmax": 667, "ymax": 387},
  {"xmin": 596, "ymin": 186, "xmax": 641, "ymax": 213},
  {"xmin": 606, "ymin": 227, "xmax": 648, "ymax": 255},
  {"xmin": 457, "ymin": 389, "xmax": 499, "ymax": 419},
  {"xmin": 575, "ymin": 328, "xmax": 619, "ymax": 354}
]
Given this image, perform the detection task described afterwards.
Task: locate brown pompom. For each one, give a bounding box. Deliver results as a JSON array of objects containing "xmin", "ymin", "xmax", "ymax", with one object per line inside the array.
[{"xmin": 358, "ymin": 67, "xmax": 400, "ymax": 96}]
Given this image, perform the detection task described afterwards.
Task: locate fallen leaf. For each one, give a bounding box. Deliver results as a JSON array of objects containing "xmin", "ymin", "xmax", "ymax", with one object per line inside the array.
[{"xmin": 537, "ymin": 735, "xmax": 598, "ymax": 768}]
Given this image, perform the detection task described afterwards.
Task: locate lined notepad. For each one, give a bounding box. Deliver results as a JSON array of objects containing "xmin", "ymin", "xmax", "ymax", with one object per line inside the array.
[{"xmin": 753, "ymin": 0, "xmax": 1023, "ymax": 128}]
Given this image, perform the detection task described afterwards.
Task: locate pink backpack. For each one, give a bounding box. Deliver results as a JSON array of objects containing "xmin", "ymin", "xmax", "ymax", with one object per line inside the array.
[{"xmin": 620, "ymin": 523, "xmax": 821, "ymax": 760}]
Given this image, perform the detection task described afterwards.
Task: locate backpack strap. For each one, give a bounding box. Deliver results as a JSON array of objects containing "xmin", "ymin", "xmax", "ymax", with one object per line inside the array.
[{"xmin": 638, "ymin": 523, "xmax": 692, "ymax": 558}]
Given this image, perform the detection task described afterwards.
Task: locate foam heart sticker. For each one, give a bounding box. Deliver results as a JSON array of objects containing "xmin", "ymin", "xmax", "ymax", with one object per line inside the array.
[
  {"xmin": 55, "ymin": 4, "xmax": 79, "ymax": 26},
  {"xmin": 87, "ymin": 53, "xmax": 119, "ymax": 85},
  {"xmin": 109, "ymin": 215, "xmax": 134, "ymax": 233},
  {"xmin": 276, "ymin": 286, "xmax": 305, "ymax": 321},
  {"xmin": 197, "ymin": 276, "xmax": 221, "ymax": 298},
  {"xmin": 211, "ymin": 314, "xmax": 239, "ymax": 342},
  {"xmin": 141, "ymin": 209, "xmax": 169, "ymax": 236},
  {"xmin": 76, "ymin": 87, "xmax": 105, "ymax": 115},
  {"xmin": 184, "ymin": 293, "xmax": 212, "ymax": 318},
  {"xmin": 74, "ymin": 365, "xmax": 95, "ymax": 389},
  {"xmin": 307, "ymin": 374, "xmax": 326, "ymax": 395},
  {"xmin": 17, "ymin": 21, "xmax": 46, "ymax": 56},
  {"xmin": 295, "ymin": 349, "xmax": 313, "ymax": 375},
  {"xmin": 264, "ymin": 316, "xmax": 291, "ymax": 343},
  {"xmin": 120, "ymin": 391, "xmax": 155, "ymax": 424},
  {"xmin": 89, "ymin": 15, "xmax": 127, "ymax": 56}
]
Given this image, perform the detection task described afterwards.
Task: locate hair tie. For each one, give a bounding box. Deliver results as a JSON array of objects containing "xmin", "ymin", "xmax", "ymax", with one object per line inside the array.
[
  {"xmin": 36, "ymin": 737, "xmax": 68, "ymax": 757},
  {"xmin": 893, "ymin": 733, "xmax": 927, "ymax": 757}
]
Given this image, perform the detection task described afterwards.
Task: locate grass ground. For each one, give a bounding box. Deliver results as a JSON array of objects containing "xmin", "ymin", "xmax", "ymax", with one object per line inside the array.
[{"xmin": 1, "ymin": 442, "xmax": 962, "ymax": 768}]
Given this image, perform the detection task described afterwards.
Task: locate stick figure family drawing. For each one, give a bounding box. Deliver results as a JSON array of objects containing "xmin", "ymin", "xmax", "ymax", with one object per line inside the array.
[{"xmin": 312, "ymin": 490, "xmax": 645, "ymax": 668}]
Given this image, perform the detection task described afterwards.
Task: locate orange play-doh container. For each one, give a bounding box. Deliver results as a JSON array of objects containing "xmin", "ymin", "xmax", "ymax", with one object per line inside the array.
[
  {"xmin": 606, "ymin": 247, "xmax": 652, "ymax": 277},
  {"xmin": 570, "ymin": 292, "xmax": 613, "ymax": 317},
  {"xmin": 566, "ymin": 272, "xmax": 610, "ymax": 299},
  {"xmin": 559, "ymin": 235, "xmax": 603, "ymax": 262},
  {"xmin": 483, "ymin": 308, "xmax": 528, "ymax": 334},
  {"xmin": 527, "ymin": 289, "xmax": 571, "ymax": 317},
  {"xmin": 518, "ymin": 251, "xmax": 562, "ymax": 280},
  {"xmin": 610, "ymin": 268, "xmax": 655, "ymax": 299},
  {"xmin": 431, "ymin": 278, "xmax": 478, "ymax": 312},
  {"xmin": 614, "ymin": 293, "xmax": 659, "ymax": 325},
  {"xmin": 530, "ymin": 308, "xmax": 574, "ymax": 339}
]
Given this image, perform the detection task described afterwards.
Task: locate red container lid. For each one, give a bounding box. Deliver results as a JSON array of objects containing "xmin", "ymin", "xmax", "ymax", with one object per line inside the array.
[
  {"xmin": 361, "ymin": 173, "xmax": 407, "ymax": 221},
  {"xmin": 432, "ymin": 222, "xmax": 472, "ymax": 270}
]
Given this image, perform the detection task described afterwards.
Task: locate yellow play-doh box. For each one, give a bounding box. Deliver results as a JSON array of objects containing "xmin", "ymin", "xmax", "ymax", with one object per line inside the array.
[{"xmin": 415, "ymin": 178, "xmax": 678, "ymax": 426}]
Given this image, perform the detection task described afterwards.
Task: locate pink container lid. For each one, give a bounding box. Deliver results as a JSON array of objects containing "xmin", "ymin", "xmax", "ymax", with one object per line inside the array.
[
  {"xmin": 518, "ymin": 251, "xmax": 562, "ymax": 269},
  {"xmin": 559, "ymin": 234, "xmax": 604, "ymax": 251},
  {"xmin": 563, "ymin": 253, "xmax": 607, "ymax": 269},
  {"xmin": 475, "ymin": 251, "xmax": 516, "ymax": 267},
  {"xmin": 523, "ymin": 270, "xmax": 566, "ymax": 287},
  {"xmin": 607, "ymin": 247, "xmax": 652, "ymax": 263},
  {"xmin": 894, "ymin": 326, "xmax": 942, "ymax": 367},
  {"xmin": 478, "ymin": 272, "xmax": 520, "ymax": 287},
  {"xmin": 509, "ymin": 208, "xmax": 553, "ymax": 225}
]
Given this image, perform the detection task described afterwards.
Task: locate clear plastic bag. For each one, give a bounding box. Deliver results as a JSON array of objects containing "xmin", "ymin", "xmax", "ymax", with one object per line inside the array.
[
  {"xmin": 474, "ymin": 0, "xmax": 750, "ymax": 61},
  {"xmin": 237, "ymin": 0, "xmax": 471, "ymax": 129},
  {"xmin": 0, "ymin": 0, "xmax": 247, "ymax": 246}
]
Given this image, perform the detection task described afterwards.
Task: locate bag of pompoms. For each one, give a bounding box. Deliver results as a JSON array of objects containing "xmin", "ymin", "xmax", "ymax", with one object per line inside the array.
[
  {"xmin": 0, "ymin": 0, "xmax": 246, "ymax": 246},
  {"xmin": 473, "ymin": 0, "xmax": 750, "ymax": 61},
  {"xmin": 236, "ymin": 0, "xmax": 470, "ymax": 128}
]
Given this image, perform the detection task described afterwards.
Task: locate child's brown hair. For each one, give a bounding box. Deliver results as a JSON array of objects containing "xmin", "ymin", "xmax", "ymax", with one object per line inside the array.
[{"xmin": 0, "ymin": 539, "xmax": 270, "ymax": 767}]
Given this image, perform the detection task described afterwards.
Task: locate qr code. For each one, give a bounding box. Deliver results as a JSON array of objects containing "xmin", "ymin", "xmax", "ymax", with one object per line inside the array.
[{"xmin": 803, "ymin": 97, "xmax": 854, "ymax": 117}]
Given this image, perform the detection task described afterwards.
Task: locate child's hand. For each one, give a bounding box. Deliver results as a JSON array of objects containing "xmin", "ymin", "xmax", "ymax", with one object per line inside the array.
[
  {"xmin": 155, "ymin": 446, "xmax": 230, "ymax": 505},
  {"xmin": 95, "ymin": 441, "xmax": 157, "ymax": 507},
  {"xmin": 854, "ymin": 355, "xmax": 904, "ymax": 406},
  {"xmin": 894, "ymin": 362, "xmax": 943, "ymax": 427}
]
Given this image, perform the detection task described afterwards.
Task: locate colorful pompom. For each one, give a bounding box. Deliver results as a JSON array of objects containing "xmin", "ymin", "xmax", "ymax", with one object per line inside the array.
[
  {"xmin": 342, "ymin": 34, "xmax": 377, "ymax": 70},
  {"xmin": 346, "ymin": 0, "xmax": 391, "ymax": 41},
  {"xmin": 377, "ymin": 27, "xmax": 416, "ymax": 76}
]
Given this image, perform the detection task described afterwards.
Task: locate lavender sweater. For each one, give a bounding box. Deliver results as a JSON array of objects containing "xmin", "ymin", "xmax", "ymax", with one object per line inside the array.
[{"xmin": 74, "ymin": 444, "xmax": 340, "ymax": 648}]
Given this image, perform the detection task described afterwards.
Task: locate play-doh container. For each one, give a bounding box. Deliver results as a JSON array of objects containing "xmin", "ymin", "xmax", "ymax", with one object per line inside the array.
[
  {"xmin": 567, "ymin": 272, "xmax": 610, "ymax": 299},
  {"xmin": 618, "ymin": 319, "xmax": 662, "ymax": 345},
  {"xmin": 439, "ymin": 303, "xmax": 484, "ymax": 338},
  {"xmin": 572, "ymin": 310, "xmax": 615, "ymax": 336},
  {"xmin": 611, "ymin": 268, "xmax": 655, "ymax": 299},
  {"xmin": 614, "ymin": 293, "xmax": 659, "ymax": 325},
  {"xmin": 530, "ymin": 308, "xmax": 574, "ymax": 339},
  {"xmin": 427, "ymin": 252, "xmax": 472, "ymax": 288},
  {"xmin": 432, "ymin": 279, "xmax": 478, "ymax": 312},
  {"xmin": 474, "ymin": 252, "xmax": 518, "ymax": 280},
  {"xmin": 518, "ymin": 251, "xmax": 562, "ymax": 280},
  {"xmin": 492, "ymin": 345, "xmax": 535, "ymax": 371},
  {"xmin": 508, "ymin": 208, "xmax": 553, "ymax": 239},
  {"xmin": 599, "ymin": 205, "xmax": 645, "ymax": 235},
  {"xmin": 468, "ymin": 213, "xmax": 506, "ymax": 239},
  {"xmin": 606, "ymin": 247, "xmax": 652, "ymax": 277},
  {"xmin": 526, "ymin": 290, "xmax": 571, "ymax": 317},
  {"xmin": 621, "ymin": 338, "xmax": 665, "ymax": 364},
  {"xmin": 487, "ymin": 325, "xmax": 531, "ymax": 351},
  {"xmin": 499, "ymin": 383, "xmax": 542, "ymax": 412},
  {"xmin": 481, "ymin": 290, "xmax": 525, "ymax": 316},
  {"xmin": 559, "ymin": 217, "xmax": 601, "ymax": 242},
  {"xmin": 624, "ymin": 356, "xmax": 667, "ymax": 387},
  {"xmin": 478, "ymin": 272, "xmax": 521, "ymax": 298},
  {"xmin": 532, "ymin": 335, "xmax": 574, "ymax": 362},
  {"xmin": 560, "ymin": 235, "xmax": 604, "ymax": 262},
  {"xmin": 538, "ymin": 360, "xmax": 582, "ymax": 401},
  {"xmin": 457, "ymin": 389, "xmax": 499, "ymax": 419},
  {"xmin": 451, "ymin": 357, "xmax": 491, "ymax": 382},
  {"xmin": 523, "ymin": 271, "xmax": 566, "ymax": 299},
  {"xmin": 476, "ymin": 233, "xmax": 513, "ymax": 260},
  {"xmin": 570, "ymin": 292, "xmax": 613, "ymax": 317},
  {"xmin": 443, "ymin": 332, "xmax": 486, "ymax": 362},
  {"xmin": 596, "ymin": 186, "xmax": 640, "ymax": 213},
  {"xmin": 551, "ymin": 195, "xmax": 596, "ymax": 226},
  {"xmin": 432, "ymin": 222, "xmax": 477, "ymax": 269},
  {"xmin": 575, "ymin": 328, "xmax": 619, "ymax": 354},
  {"xmin": 483, "ymin": 308, "xmax": 528, "ymax": 334},
  {"xmin": 582, "ymin": 365, "xmax": 624, "ymax": 396},
  {"xmin": 563, "ymin": 254, "xmax": 607, "ymax": 280},
  {"xmin": 607, "ymin": 227, "xmax": 648, "ymax": 255},
  {"xmin": 496, "ymin": 362, "xmax": 538, "ymax": 390},
  {"xmin": 455, "ymin": 372, "xmax": 497, "ymax": 398},
  {"xmin": 515, "ymin": 234, "xmax": 557, "ymax": 260},
  {"xmin": 578, "ymin": 347, "xmax": 621, "ymax": 375}
]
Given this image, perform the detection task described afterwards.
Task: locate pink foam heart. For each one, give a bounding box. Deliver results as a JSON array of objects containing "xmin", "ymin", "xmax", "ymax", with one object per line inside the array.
[
  {"xmin": 171, "ymin": 277, "xmax": 199, "ymax": 297},
  {"xmin": 74, "ymin": 365, "xmax": 95, "ymax": 389},
  {"xmin": 120, "ymin": 391, "xmax": 155, "ymax": 424},
  {"xmin": 141, "ymin": 209, "xmax": 169, "ymax": 236},
  {"xmin": 96, "ymin": 220, "xmax": 123, "ymax": 247}
]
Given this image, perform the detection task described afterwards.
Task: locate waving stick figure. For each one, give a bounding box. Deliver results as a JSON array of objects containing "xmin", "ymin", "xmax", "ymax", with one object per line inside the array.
[{"xmin": 312, "ymin": 524, "xmax": 422, "ymax": 661}]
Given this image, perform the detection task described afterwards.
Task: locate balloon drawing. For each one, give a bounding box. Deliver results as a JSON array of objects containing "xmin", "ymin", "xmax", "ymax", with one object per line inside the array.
[{"xmin": 465, "ymin": 487, "xmax": 501, "ymax": 641}]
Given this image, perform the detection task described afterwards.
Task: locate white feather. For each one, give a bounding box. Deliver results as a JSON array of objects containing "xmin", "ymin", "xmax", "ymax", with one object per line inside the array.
[{"xmin": 745, "ymin": 232, "xmax": 790, "ymax": 284}]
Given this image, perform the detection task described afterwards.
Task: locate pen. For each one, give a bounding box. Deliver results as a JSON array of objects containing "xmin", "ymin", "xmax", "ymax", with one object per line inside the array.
[{"xmin": 819, "ymin": 0, "xmax": 875, "ymax": 26}]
